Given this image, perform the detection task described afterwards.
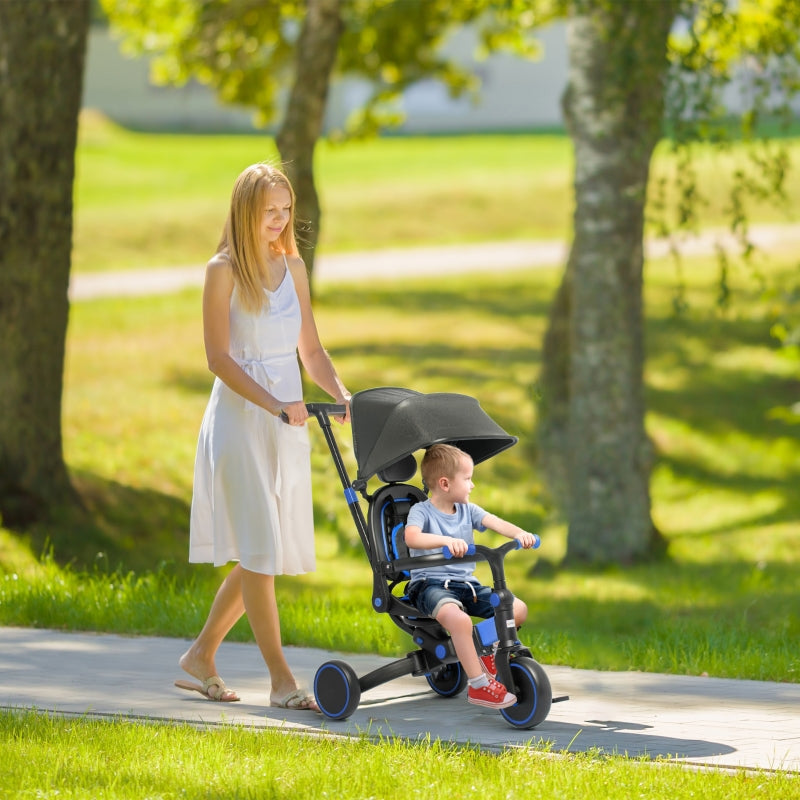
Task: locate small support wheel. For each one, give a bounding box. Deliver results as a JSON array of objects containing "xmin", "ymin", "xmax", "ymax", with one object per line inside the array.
[
  {"xmin": 314, "ymin": 660, "xmax": 361, "ymax": 720},
  {"xmin": 425, "ymin": 662, "xmax": 467, "ymax": 697},
  {"xmin": 500, "ymin": 656, "xmax": 552, "ymax": 730}
]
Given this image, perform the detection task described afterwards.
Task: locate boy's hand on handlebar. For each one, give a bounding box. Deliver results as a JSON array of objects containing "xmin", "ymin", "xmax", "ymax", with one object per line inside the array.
[
  {"xmin": 515, "ymin": 531, "xmax": 538, "ymax": 549},
  {"xmin": 445, "ymin": 538, "xmax": 470, "ymax": 557}
]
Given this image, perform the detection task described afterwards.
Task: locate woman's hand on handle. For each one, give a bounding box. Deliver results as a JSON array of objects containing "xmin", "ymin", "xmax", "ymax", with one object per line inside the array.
[
  {"xmin": 278, "ymin": 400, "xmax": 309, "ymax": 425},
  {"xmin": 334, "ymin": 397, "xmax": 351, "ymax": 424}
]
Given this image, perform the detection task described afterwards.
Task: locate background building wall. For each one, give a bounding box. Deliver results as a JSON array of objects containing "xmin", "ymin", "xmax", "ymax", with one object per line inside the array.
[{"xmin": 82, "ymin": 23, "xmax": 569, "ymax": 133}]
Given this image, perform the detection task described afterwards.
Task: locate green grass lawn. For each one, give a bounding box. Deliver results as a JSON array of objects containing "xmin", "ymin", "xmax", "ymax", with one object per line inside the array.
[
  {"xmin": 72, "ymin": 111, "xmax": 800, "ymax": 273},
  {"xmin": 2, "ymin": 709, "xmax": 797, "ymax": 800}
]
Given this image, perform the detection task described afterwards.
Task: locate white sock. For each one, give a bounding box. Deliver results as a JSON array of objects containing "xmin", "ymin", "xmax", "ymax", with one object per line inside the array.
[{"xmin": 468, "ymin": 673, "xmax": 489, "ymax": 689}]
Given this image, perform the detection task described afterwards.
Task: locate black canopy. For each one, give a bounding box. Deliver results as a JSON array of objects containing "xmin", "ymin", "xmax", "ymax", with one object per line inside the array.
[{"xmin": 351, "ymin": 387, "xmax": 518, "ymax": 483}]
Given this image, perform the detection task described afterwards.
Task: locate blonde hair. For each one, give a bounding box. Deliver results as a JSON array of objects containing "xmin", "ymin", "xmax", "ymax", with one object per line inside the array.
[
  {"xmin": 421, "ymin": 444, "xmax": 471, "ymax": 489},
  {"xmin": 217, "ymin": 162, "xmax": 299, "ymax": 312}
]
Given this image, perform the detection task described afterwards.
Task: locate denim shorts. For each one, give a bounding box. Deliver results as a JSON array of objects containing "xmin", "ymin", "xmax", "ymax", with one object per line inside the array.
[{"xmin": 407, "ymin": 578, "xmax": 494, "ymax": 619}]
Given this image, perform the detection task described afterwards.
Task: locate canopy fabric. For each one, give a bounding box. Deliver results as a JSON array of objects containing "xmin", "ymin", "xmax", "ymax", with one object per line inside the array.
[{"xmin": 350, "ymin": 387, "xmax": 518, "ymax": 483}]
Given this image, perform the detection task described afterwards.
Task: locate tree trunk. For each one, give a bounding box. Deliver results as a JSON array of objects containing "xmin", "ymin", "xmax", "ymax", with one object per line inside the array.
[
  {"xmin": 276, "ymin": 0, "xmax": 344, "ymax": 284},
  {"xmin": 0, "ymin": 0, "xmax": 91, "ymax": 524},
  {"xmin": 538, "ymin": 1, "xmax": 678, "ymax": 563}
]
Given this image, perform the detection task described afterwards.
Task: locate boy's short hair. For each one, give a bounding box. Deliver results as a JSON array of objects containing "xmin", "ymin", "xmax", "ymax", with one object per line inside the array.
[{"xmin": 421, "ymin": 443, "xmax": 471, "ymax": 489}]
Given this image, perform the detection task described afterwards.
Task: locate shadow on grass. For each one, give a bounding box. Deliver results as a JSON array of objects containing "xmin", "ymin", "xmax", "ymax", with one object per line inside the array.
[
  {"xmin": 646, "ymin": 307, "xmax": 795, "ymax": 434},
  {"xmin": 316, "ymin": 277, "xmax": 557, "ymax": 320},
  {"xmin": 17, "ymin": 471, "xmax": 195, "ymax": 576},
  {"xmin": 166, "ymin": 342, "xmax": 543, "ymax": 407},
  {"xmin": 11, "ymin": 468, "xmax": 365, "ymax": 581},
  {"xmin": 656, "ymin": 451, "xmax": 799, "ymax": 533},
  {"xmin": 645, "ymin": 312, "xmax": 799, "ymax": 537}
]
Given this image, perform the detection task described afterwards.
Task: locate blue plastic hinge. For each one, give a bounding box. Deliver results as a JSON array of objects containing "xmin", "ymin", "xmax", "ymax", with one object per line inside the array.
[
  {"xmin": 475, "ymin": 617, "xmax": 497, "ymax": 647},
  {"xmin": 344, "ymin": 487, "xmax": 358, "ymax": 505}
]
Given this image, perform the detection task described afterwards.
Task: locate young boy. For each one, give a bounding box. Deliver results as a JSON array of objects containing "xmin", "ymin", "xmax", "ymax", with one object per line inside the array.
[{"xmin": 403, "ymin": 443, "xmax": 538, "ymax": 709}]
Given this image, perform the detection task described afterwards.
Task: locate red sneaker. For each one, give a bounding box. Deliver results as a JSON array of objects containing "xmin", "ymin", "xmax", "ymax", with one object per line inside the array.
[
  {"xmin": 480, "ymin": 652, "xmax": 496, "ymax": 677},
  {"xmin": 467, "ymin": 677, "xmax": 517, "ymax": 709}
]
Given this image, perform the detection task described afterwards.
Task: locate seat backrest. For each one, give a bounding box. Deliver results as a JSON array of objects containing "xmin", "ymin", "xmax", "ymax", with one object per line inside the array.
[{"xmin": 368, "ymin": 483, "xmax": 427, "ymax": 575}]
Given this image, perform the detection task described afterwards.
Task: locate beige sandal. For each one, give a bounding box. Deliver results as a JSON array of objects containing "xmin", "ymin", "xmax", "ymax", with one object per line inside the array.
[
  {"xmin": 270, "ymin": 687, "xmax": 319, "ymax": 711},
  {"xmin": 174, "ymin": 675, "xmax": 240, "ymax": 702}
]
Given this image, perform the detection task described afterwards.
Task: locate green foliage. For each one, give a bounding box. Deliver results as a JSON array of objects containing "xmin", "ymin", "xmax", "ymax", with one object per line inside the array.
[
  {"xmin": 669, "ymin": 0, "xmax": 800, "ymax": 128},
  {"xmin": 662, "ymin": 0, "xmax": 800, "ymax": 250},
  {"xmin": 100, "ymin": 0, "xmax": 546, "ymax": 137}
]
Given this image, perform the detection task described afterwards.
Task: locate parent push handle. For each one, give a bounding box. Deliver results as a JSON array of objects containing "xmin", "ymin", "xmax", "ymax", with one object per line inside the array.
[
  {"xmin": 297, "ymin": 401, "xmax": 375, "ymax": 564},
  {"xmin": 280, "ymin": 402, "xmax": 348, "ymax": 424},
  {"xmin": 307, "ymin": 402, "xmax": 348, "ymax": 419}
]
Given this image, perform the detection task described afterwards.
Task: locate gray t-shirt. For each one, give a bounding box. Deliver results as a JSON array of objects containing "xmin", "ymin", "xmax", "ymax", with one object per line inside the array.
[{"xmin": 406, "ymin": 499, "xmax": 488, "ymax": 585}]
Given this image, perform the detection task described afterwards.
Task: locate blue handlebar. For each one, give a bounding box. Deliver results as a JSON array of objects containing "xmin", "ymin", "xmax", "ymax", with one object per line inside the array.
[
  {"xmin": 442, "ymin": 543, "xmax": 476, "ymax": 559},
  {"xmin": 443, "ymin": 537, "xmax": 540, "ymax": 558},
  {"xmin": 514, "ymin": 535, "xmax": 541, "ymax": 549}
]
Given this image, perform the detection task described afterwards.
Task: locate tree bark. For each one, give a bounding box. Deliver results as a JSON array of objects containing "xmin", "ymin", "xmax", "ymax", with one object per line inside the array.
[
  {"xmin": 538, "ymin": 1, "xmax": 678, "ymax": 563},
  {"xmin": 0, "ymin": 0, "xmax": 91, "ymax": 524},
  {"xmin": 276, "ymin": 0, "xmax": 344, "ymax": 283}
]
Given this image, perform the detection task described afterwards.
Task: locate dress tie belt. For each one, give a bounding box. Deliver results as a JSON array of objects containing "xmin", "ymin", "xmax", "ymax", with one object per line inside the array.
[{"xmin": 235, "ymin": 354, "xmax": 294, "ymax": 416}]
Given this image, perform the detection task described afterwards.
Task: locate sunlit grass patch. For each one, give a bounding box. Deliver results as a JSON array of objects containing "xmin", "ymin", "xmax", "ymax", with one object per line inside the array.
[
  {"xmin": 2, "ymin": 708, "xmax": 798, "ymax": 799},
  {"xmin": 72, "ymin": 117, "xmax": 800, "ymax": 273}
]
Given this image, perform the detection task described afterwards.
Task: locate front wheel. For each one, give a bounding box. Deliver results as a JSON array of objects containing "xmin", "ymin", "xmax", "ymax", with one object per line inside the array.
[
  {"xmin": 426, "ymin": 662, "xmax": 468, "ymax": 697},
  {"xmin": 499, "ymin": 656, "xmax": 552, "ymax": 729},
  {"xmin": 314, "ymin": 660, "xmax": 361, "ymax": 720}
]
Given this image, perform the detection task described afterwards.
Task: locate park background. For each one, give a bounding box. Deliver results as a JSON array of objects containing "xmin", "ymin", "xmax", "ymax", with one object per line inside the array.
[{"xmin": 1, "ymin": 3, "xmax": 798, "ymax": 798}]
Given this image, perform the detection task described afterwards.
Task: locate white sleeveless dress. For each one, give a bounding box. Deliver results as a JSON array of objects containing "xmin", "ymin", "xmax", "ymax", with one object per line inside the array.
[{"xmin": 189, "ymin": 261, "xmax": 315, "ymax": 575}]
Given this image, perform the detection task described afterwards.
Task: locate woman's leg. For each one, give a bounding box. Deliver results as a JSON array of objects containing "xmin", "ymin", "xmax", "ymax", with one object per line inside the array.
[
  {"xmin": 239, "ymin": 567, "xmax": 315, "ymax": 707},
  {"xmin": 179, "ymin": 563, "xmax": 245, "ymax": 687}
]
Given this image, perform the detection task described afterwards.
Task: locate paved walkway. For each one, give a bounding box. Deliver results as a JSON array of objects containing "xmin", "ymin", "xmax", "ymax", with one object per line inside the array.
[
  {"xmin": 69, "ymin": 223, "xmax": 800, "ymax": 300},
  {"xmin": 2, "ymin": 627, "xmax": 798, "ymax": 773}
]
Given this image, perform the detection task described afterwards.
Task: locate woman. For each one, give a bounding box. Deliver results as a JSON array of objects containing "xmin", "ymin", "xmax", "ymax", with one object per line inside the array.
[{"xmin": 174, "ymin": 163, "xmax": 350, "ymax": 710}]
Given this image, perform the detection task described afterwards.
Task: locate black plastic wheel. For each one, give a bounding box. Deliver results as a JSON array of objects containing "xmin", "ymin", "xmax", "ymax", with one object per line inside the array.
[
  {"xmin": 314, "ymin": 660, "xmax": 362, "ymax": 720},
  {"xmin": 425, "ymin": 662, "xmax": 468, "ymax": 697},
  {"xmin": 499, "ymin": 656, "xmax": 552, "ymax": 729}
]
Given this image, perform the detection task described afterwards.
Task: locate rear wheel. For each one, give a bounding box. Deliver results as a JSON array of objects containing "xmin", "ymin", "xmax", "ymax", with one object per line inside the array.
[
  {"xmin": 426, "ymin": 662, "xmax": 467, "ymax": 697},
  {"xmin": 314, "ymin": 660, "xmax": 361, "ymax": 720},
  {"xmin": 500, "ymin": 657, "xmax": 552, "ymax": 729}
]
